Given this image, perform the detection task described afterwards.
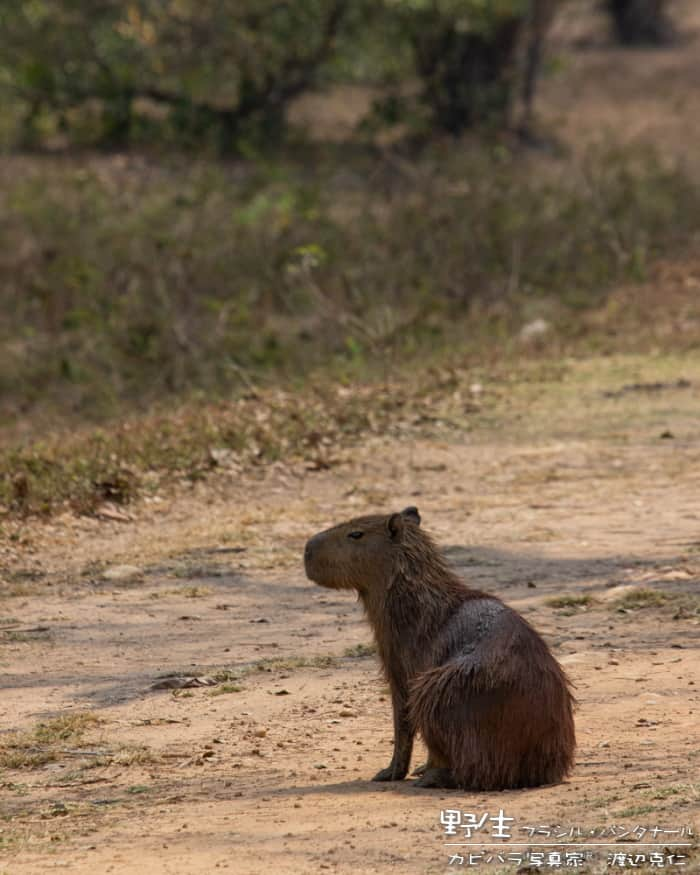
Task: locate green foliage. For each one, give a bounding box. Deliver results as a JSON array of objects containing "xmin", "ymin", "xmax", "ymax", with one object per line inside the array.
[
  {"xmin": 0, "ymin": 0, "xmax": 557, "ymax": 147},
  {"xmin": 375, "ymin": 0, "xmax": 538, "ymax": 133},
  {"xmin": 384, "ymin": 0, "xmax": 529, "ymax": 34},
  {"xmin": 0, "ymin": 0, "xmax": 679, "ymax": 149},
  {"xmin": 0, "ymin": 0, "xmax": 355, "ymax": 151},
  {"xmin": 0, "ymin": 142, "xmax": 697, "ymax": 441}
]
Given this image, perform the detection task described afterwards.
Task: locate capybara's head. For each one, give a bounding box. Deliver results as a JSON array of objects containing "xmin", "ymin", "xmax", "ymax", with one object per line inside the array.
[{"xmin": 304, "ymin": 506, "xmax": 421, "ymax": 592}]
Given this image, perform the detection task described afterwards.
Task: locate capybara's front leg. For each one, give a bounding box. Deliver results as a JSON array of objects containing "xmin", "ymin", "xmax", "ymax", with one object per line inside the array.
[{"xmin": 372, "ymin": 691, "xmax": 413, "ymax": 781}]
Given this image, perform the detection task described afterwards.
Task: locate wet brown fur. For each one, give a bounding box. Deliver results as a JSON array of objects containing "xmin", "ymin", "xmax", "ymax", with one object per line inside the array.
[{"xmin": 304, "ymin": 508, "xmax": 575, "ymax": 790}]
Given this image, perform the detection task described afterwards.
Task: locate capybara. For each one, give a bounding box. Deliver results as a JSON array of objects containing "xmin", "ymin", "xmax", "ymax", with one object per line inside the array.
[{"xmin": 303, "ymin": 507, "xmax": 575, "ymax": 790}]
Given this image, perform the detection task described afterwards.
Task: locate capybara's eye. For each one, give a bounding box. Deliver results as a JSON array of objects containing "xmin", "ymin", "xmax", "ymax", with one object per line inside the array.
[{"xmin": 348, "ymin": 531, "xmax": 364, "ymax": 540}]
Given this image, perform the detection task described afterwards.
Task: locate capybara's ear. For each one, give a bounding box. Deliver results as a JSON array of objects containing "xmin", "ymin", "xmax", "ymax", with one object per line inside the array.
[
  {"xmin": 401, "ymin": 506, "xmax": 421, "ymax": 526},
  {"xmin": 387, "ymin": 512, "xmax": 404, "ymax": 541}
]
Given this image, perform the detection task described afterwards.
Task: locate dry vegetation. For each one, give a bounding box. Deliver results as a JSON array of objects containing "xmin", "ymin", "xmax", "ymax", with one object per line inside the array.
[
  {"xmin": 1, "ymin": 6, "xmax": 700, "ymax": 523},
  {"xmin": 1, "ymin": 348, "xmax": 699, "ymax": 872},
  {"xmin": 0, "ymin": 713, "xmax": 102, "ymax": 770},
  {"xmin": 1, "ymin": 3, "xmax": 700, "ymax": 874}
]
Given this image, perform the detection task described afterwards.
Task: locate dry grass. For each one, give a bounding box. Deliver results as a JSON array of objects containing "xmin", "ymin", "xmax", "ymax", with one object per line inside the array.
[
  {"xmin": 110, "ymin": 745, "xmax": 159, "ymax": 766},
  {"xmin": 615, "ymin": 588, "xmax": 668, "ymax": 610},
  {"xmin": 343, "ymin": 643, "xmax": 376, "ymax": 658},
  {"xmin": 0, "ymin": 141, "xmax": 698, "ymax": 436},
  {"xmin": 0, "ymin": 712, "xmax": 102, "ymax": 770},
  {"xmin": 546, "ymin": 594, "xmax": 596, "ymax": 610},
  {"xmin": 614, "ymin": 588, "xmax": 700, "ymax": 616},
  {"xmin": 208, "ymin": 683, "xmax": 243, "ymax": 696},
  {"xmin": 210, "ymin": 653, "xmax": 351, "ymax": 687}
]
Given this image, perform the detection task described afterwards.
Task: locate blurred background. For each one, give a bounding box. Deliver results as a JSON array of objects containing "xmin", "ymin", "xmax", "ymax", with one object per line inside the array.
[{"xmin": 1, "ymin": 0, "xmax": 699, "ymax": 513}]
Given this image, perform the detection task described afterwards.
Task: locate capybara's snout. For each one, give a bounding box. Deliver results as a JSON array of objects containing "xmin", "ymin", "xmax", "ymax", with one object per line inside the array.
[
  {"xmin": 303, "ymin": 533, "xmax": 320, "ymax": 578},
  {"xmin": 303, "ymin": 537, "xmax": 314, "ymax": 563}
]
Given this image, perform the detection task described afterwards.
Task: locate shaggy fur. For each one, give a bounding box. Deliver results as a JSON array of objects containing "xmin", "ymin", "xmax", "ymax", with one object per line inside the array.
[{"xmin": 304, "ymin": 507, "xmax": 575, "ymax": 790}]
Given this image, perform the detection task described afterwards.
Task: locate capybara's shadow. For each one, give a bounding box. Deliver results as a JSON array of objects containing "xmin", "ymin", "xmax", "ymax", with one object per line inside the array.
[
  {"xmin": 236, "ymin": 777, "xmax": 558, "ymax": 801},
  {"xmin": 445, "ymin": 544, "xmax": 645, "ymax": 591}
]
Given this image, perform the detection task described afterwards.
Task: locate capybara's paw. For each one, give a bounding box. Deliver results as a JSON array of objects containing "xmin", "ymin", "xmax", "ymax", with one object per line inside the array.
[
  {"xmin": 411, "ymin": 762, "xmax": 428, "ymax": 777},
  {"xmin": 414, "ymin": 767, "xmax": 458, "ymax": 789},
  {"xmin": 372, "ymin": 765, "xmax": 407, "ymax": 782}
]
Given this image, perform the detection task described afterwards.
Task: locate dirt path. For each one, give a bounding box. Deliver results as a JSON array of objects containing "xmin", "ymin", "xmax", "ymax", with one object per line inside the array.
[{"xmin": 1, "ymin": 353, "xmax": 699, "ymax": 873}]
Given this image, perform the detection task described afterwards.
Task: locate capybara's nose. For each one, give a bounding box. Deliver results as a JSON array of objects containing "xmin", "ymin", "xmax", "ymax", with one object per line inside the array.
[{"xmin": 304, "ymin": 539, "xmax": 313, "ymax": 562}]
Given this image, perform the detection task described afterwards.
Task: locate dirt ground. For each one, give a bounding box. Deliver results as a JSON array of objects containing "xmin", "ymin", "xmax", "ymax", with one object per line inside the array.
[
  {"xmin": 3, "ymin": 2, "xmax": 700, "ymax": 869},
  {"xmin": 1, "ymin": 353, "xmax": 699, "ymax": 874}
]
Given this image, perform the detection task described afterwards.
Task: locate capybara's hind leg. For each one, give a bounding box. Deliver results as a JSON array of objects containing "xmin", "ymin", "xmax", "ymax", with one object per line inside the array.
[
  {"xmin": 415, "ymin": 767, "xmax": 458, "ymax": 788},
  {"xmin": 411, "ymin": 750, "xmax": 444, "ymax": 777},
  {"xmin": 413, "ymin": 750, "xmax": 457, "ymax": 788},
  {"xmin": 411, "ymin": 754, "xmax": 439, "ymax": 777}
]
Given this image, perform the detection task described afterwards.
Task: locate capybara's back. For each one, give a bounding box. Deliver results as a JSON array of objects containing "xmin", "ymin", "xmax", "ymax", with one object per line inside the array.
[
  {"xmin": 409, "ymin": 596, "xmax": 575, "ymax": 789},
  {"xmin": 304, "ymin": 507, "xmax": 575, "ymax": 790}
]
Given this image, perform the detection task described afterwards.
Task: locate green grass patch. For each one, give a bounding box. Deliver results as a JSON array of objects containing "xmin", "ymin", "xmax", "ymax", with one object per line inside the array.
[
  {"xmin": 669, "ymin": 592, "xmax": 700, "ymax": 619},
  {"xmin": 343, "ymin": 642, "xmax": 376, "ymax": 658},
  {"xmin": 545, "ymin": 594, "xmax": 596, "ymax": 610},
  {"xmin": 0, "ymin": 628, "xmax": 50, "ymax": 643},
  {"xmin": 648, "ymin": 783, "xmax": 699, "ymax": 801},
  {"xmin": 203, "ymin": 648, "xmax": 379, "ymax": 693},
  {"xmin": 212, "ymin": 653, "xmax": 341, "ymax": 686},
  {"xmin": 170, "ymin": 585, "xmax": 213, "ymax": 598},
  {"xmin": 0, "ymin": 712, "xmax": 101, "ymax": 770},
  {"xmin": 588, "ymin": 795, "xmax": 621, "ymax": 808},
  {"xmin": 615, "ymin": 588, "xmax": 668, "ymax": 610},
  {"xmin": 208, "ymin": 683, "xmax": 243, "ymax": 696},
  {"xmin": 614, "ymin": 804, "xmax": 658, "ymax": 817},
  {"xmin": 252, "ymin": 655, "xmax": 338, "ymax": 672}
]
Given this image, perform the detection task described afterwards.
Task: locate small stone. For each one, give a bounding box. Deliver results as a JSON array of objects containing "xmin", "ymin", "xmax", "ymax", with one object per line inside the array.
[
  {"xmin": 519, "ymin": 318, "xmax": 551, "ymax": 344},
  {"xmin": 208, "ymin": 447, "xmax": 239, "ymax": 468},
  {"xmin": 95, "ymin": 503, "xmax": 133, "ymax": 523},
  {"xmin": 102, "ymin": 564, "xmax": 141, "ymax": 581}
]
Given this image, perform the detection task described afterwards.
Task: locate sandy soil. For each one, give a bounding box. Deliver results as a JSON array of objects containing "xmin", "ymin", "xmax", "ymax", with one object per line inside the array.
[
  {"xmin": 3, "ymin": 2, "xmax": 700, "ymax": 869},
  {"xmin": 543, "ymin": 0, "xmax": 700, "ymax": 169},
  {"xmin": 1, "ymin": 354, "xmax": 699, "ymax": 874}
]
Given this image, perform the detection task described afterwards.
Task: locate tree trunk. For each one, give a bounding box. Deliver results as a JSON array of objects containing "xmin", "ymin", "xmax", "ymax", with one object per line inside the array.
[
  {"xmin": 607, "ymin": 0, "xmax": 675, "ymax": 46},
  {"xmin": 412, "ymin": 14, "xmax": 524, "ymax": 134}
]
